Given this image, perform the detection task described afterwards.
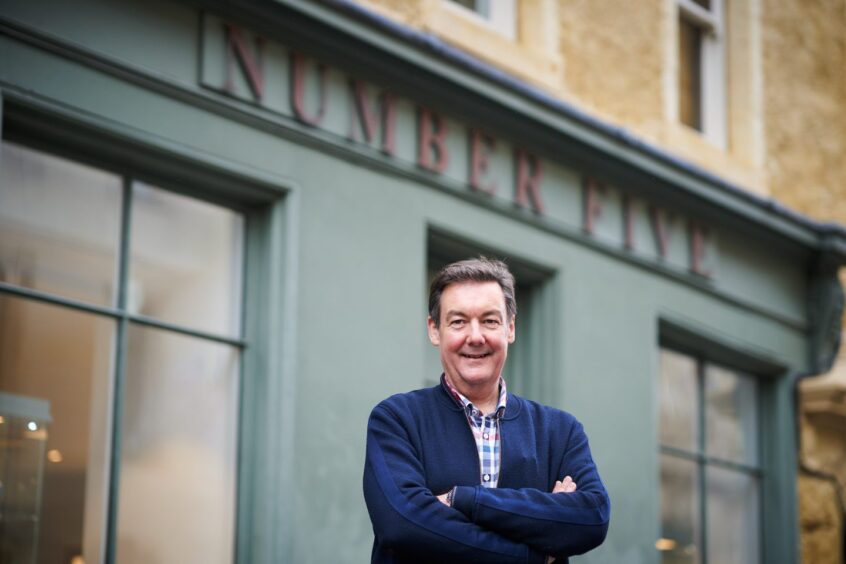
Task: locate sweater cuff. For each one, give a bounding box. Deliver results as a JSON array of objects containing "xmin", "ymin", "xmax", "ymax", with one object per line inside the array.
[{"xmin": 451, "ymin": 486, "xmax": 477, "ymax": 520}]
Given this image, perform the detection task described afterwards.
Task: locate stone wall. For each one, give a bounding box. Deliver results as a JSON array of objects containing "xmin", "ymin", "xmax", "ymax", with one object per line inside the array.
[{"xmin": 763, "ymin": 0, "xmax": 846, "ymax": 222}]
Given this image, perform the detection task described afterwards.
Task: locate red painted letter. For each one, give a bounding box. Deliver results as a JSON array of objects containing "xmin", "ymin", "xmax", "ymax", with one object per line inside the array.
[
  {"xmin": 290, "ymin": 52, "xmax": 328, "ymax": 126},
  {"xmin": 469, "ymin": 130, "xmax": 497, "ymax": 195},
  {"xmin": 582, "ymin": 178, "xmax": 604, "ymax": 235},
  {"xmin": 514, "ymin": 149, "xmax": 545, "ymax": 214},
  {"xmin": 650, "ymin": 206, "xmax": 671, "ymax": 259},
  {"xmin": 348, "ymin": 80, "xmax": 397, "ymax": 156},
  {"xmin": 224, "ymin": 24, "xmax": 264, "ymax": 102},
  {"xmin": 622, "ymin": 194, "xmax": 635, "ymax": 250},
  {"xmin": 689, "ymin": 222, "xmax": 713, "ymax": 277},
  {"xmin": 417, "ymin": 108, "xmax": 449, "ymax": 173}
]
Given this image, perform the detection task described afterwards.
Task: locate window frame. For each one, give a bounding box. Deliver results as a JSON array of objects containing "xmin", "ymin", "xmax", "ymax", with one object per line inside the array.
[
  {"xmin": 444, "ymin": 0, "xmax": 517, "ymax": 40},
  {"xmin": 677, "ymin": 0, "xmax": 727, "ymax": 148},
  {"xmin": 658, "ymin": 346, "xmax": 763, "ymax": 563},
  {"xmin": 0, "ymin": 94, "xmax": 294, "ymax": 564}
]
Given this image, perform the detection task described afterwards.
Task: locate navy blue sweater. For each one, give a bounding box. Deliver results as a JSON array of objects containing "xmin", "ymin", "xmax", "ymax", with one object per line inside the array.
[{"xmin": 363, "ymin": 382, "xmax": 610, "ymax": 563}]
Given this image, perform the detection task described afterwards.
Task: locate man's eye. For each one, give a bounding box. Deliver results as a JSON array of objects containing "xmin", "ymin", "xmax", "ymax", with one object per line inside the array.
[
  {"xmin": 484, "ymin": 319, "xmax": 501, "ymax": 327},
  {"xmin": 450, "ymin": 320, "xmax": 466, "ymax": 328}
]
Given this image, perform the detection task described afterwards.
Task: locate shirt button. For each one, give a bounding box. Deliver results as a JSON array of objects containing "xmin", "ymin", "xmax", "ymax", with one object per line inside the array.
[
  {"xmin": 483, "ymin": 433, "xmax": 490, "ymax": 439},
  {"xmin": 483, "ymin": 474, "xmax": 491, "ymax": 482}
]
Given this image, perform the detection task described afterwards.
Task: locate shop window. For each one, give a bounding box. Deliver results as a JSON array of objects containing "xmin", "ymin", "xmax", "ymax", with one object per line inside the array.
[
  {"xmin": 677, "ymin": 0, "xmax": 727, "ymax": 147},
  {"xmin": 425, "ymin": 230, "xmax": 554, "ymax": 402},
  {"xmin": 657, "ymin": 348, "xmax": 761, "ymax": 564},
  {"xmin": 446, "ymin": 0, "xmax": 517, "ymax": 40},
  {"xmin": 0, "ymin": 141, "xmax": 244, "ymax": 563}
]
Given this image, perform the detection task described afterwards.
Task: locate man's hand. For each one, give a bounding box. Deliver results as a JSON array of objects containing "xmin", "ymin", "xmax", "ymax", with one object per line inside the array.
[
  {"xmin": 547, "ymin": 477, "xmax": 577, "ymax": 564},
  {"xmin": 436, "ymin": 492, "xmax": 450, "ymax": 506},
  {"xmin": 552, "ymin": 476, "xmax": 577, "ymax": 494}
]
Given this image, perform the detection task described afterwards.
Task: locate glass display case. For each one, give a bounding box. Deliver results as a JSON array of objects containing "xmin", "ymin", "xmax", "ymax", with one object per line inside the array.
[{"xmin": 0, "ymin": 392, "xmax": 52, "ymax": 564}]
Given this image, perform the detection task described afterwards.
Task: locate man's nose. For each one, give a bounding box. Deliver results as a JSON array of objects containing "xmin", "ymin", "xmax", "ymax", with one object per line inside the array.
[{"xmin": 466, "ymin": 320, "xmax": 485, "ymax": 344}]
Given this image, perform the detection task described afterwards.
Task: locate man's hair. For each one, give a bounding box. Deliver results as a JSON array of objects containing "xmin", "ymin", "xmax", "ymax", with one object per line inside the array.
[{"xmin": 428, "ymin": 256, "xmax": 517, "ymax": 327}]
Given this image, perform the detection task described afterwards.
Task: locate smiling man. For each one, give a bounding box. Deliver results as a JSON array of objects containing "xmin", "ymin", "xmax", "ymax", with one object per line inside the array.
[{"xmin": 363, "ymin": 257, "xmax": 610, "ymax": 563}]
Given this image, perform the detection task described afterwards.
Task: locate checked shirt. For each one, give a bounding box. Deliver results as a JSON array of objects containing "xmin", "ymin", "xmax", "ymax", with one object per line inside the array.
[{"xmin": 442, "ymin": 374, "xmax": 508, "ymax": 488}]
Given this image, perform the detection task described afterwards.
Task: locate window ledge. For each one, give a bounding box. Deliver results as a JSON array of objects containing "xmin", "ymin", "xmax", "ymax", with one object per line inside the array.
[{"xmin": 657, "ymin": 122, "xmax": 768, "ymax": 197}]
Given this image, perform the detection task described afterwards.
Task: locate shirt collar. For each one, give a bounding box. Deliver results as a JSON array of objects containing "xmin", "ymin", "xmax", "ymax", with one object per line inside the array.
[{"xmin": 441, "ymin": 373, "xmax": 508, "ymax": 417}]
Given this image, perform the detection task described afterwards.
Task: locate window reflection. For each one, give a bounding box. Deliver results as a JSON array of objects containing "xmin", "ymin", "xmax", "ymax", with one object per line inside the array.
[
  {"xmin": 0, "ymin": 142, "xmax": 122, "ymax": 306},
  {"xmin": 659, "ymin": 350, "xmax": 698, "ymax": 451},
  {"xmin": 0, "ymin": 295, "xmax": 114, "ymax": 564},
  {"xmin": 660, "ymin": 455, "xmax": 700, "ymax": 564},
  {"xmin": 129, "ymin": 183, "xmax": 243, "ymax": 338},
  {"xmin": 116, "ymin": 325, "xmax": 238, "ymax": 564},
  {"xmin": 705, "ymin": 365, "xmax": 758, "ymax": 465}
]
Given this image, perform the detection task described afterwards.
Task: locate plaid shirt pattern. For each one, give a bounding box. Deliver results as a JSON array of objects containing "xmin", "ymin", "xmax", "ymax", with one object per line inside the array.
[{"xmin": 443, "ymin": 374, "xmax": 508, "ymax": 488}]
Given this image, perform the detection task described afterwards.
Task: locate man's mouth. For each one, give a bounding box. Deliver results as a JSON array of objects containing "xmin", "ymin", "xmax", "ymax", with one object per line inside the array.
[{"xmin": 461, "ymin": 353, "xmax": 492, "ymax": 359}]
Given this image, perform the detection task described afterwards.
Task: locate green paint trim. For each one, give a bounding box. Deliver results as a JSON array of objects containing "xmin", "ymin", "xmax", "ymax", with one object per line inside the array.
[
  {"xmin": 659, "ymin": 445, "xmax": 762, "ymax": 476},
  {"xmin": 104, "ymin": 176, "xmax": 133, "ymax": 564},
  {"xmin": 0, "ymin": 283, "xmax": 247, "ymax": 348},
  {"xmin": 128, "ymin": 314, "xmax": 246, "ymax": 347},
  {"xmin": 236, "ymin": 194, "xmax": 300, "ymax": 564},
  {"xmin": 659, "ymin": 316, "xmax": 791, "ymax": 374}
]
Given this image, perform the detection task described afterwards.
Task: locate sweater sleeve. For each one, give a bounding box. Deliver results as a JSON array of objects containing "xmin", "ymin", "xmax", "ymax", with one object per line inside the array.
[
  {"xmin": 450, "ymin": 419, "xmax": 610, "ymax": 558},
  {"xmin": 363, "ymin": 404, "xmax": 547, "ymax": 564}
]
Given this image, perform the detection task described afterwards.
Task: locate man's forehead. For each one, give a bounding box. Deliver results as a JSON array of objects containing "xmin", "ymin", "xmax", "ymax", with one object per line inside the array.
[{"xmin": 440, "ymin": 281, "xmax": 507, "ymax": 310}]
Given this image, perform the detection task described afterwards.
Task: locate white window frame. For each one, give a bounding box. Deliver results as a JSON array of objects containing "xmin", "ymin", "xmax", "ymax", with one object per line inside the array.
[
  {"xmin": 678, "ymin": 0, "xmax": 727, "ymax": 148},
  {"xmin": 445, "ymin": 0, "xmax": 517, "ymax": 40}
]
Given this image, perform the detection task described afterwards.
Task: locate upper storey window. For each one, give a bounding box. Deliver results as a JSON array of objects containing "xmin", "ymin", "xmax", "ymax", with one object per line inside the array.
[
  {"xmin": 677, "ymin": 0, "xmax": 727, "ymax": 147},
  {"xmin": 447, "ymin": 0, "xmax": 517, "ymax": 40}
]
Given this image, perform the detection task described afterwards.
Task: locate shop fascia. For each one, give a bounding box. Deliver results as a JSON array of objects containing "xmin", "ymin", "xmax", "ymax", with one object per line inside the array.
[{"xmin": 201, "ymin": 16, "xmax": 716, "ymax": 280}]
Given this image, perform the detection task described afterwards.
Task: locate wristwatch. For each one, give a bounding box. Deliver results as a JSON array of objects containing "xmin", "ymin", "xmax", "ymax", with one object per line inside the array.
[{"xmin": 446, "ymin": 487, "xmax": 456, "ymax": 507}]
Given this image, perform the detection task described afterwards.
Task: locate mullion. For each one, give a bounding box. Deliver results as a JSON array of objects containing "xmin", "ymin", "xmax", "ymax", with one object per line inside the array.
[
  {"xmin": 659, "ymin": 445, "xmax": 761, "ymax": 476},
  {"xmin": 697, "ymin": 356, "xmax": 708, "ymax": 564},
  {"xmin": 104, "ymin": 176, "xmax": 133, "ymax": 564},
  {"xmin": 0, "ymin": 283, "xmax": 246, "ymax": 348}
]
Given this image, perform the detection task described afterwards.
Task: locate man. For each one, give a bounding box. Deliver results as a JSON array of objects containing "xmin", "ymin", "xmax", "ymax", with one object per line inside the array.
[{"xmin": 363, "ymin": 257, "xmax": 610, "ymax": 563}]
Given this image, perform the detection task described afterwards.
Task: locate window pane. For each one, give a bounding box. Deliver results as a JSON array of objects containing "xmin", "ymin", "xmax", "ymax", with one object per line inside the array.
[
  {"xmin": 0, "ymin": 142, "xmax": 122, "ymax": 306},
  {"xmin": 0, "ymin": 295, "xmax": 114, "ymax": 564},
  {"xmin": 129, "ymin": 182, "xmax": 243, "ymax": 337},
  {"xmin": 705, "ymin": 365, "xmax": 758, "ymax": 465},
  {"xmin": 678, "ymin": 17, "xmax": 702, "ymax": 130},
  {"xmin": 659, "ymin": 455, "xmax": 701, "ymax": 564},
  {"xmin": 693, "ymin": 0, "xmax": 711, "ymax": 10},
  {"xmin": 659, "ymin": 349, "xmax": 698, "ymax": 451},
  {"xmin": 706, "ymin": 466, "xmax": 760, "ymax": 564},
  {"xmin": 116, "ymin": 325, "xmax": 238, "ymax": 564}
]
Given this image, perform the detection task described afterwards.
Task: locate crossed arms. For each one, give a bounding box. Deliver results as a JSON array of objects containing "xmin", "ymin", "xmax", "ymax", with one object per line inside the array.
[{"xmin": 363, "ymin": 404, "xmax": 610, "ymax": 563}]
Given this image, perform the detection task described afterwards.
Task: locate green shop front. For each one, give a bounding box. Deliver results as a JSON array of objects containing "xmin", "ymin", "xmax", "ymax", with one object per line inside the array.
[{"xmin": 1, "ymin": 1, "xmax": 844, "ymax": 562}]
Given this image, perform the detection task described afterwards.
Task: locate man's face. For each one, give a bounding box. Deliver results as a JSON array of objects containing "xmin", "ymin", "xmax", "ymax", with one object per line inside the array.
[{"xmin": 427, "ymin": 281, "xmax": 515, "ymax": 393}]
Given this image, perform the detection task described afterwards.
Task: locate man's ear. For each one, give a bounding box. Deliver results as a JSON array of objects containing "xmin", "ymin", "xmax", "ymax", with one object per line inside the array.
[
  {"xmin": 427, "ymin": 316, "xmax": 441, "ymax": 346},
  {"xmin": 507, "ymin": 316, "xmax": 516, "ymax": 344}
]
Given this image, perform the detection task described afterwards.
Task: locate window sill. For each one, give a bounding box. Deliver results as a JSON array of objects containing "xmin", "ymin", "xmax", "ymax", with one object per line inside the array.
[{"xmin": 657, "ymin": 122, "xmax": 767, "ymax": 197}]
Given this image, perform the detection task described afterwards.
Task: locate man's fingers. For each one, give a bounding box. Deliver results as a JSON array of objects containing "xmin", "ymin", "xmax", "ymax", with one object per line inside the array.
[{"xmin": 552, "ymin": 476, "xmax": 577, "ymax": 494}]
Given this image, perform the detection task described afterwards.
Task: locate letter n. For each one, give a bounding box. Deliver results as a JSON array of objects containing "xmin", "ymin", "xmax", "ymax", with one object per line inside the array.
[{"xmin": 223, "ymin": 23, "xmax": 265, "ymax": 102}]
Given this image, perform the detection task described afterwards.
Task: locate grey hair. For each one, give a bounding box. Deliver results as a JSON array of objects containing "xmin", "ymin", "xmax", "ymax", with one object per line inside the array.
[{"xmin": 428, "ymin": 256, "xmax": 516, "ymax": 327}]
